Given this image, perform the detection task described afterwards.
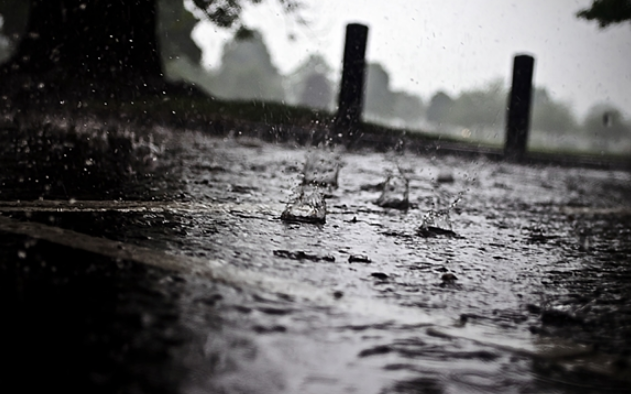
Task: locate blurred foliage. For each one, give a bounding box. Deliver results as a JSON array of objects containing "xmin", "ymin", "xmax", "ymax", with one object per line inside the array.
[
  {"xmin": 0, "ymin": 0, "xmax": 28, "ymax": 38},
  {"xmin": 392, "ymin": 91, "xmax": 424, "ymax": 124},
  {"xmin": 165, "ymin": 37, "xmax": 425, "ymax": 122},
  {"xmin": 191, "ymin": 0, "xmax": 302, "ymax": 28},
  {"xmin": 0, "ymin": 0, "xmax": 301, "ymax": 80},
  {"xmin": 364, "ymin": 62, "xmax": 424, "ymax": 125},
  {"xmin": 531, "ymin": 87, "xmax": 578, "ymax": 134},
  {"xmin": 284, "ymin": 54, "xmax": 331, "ymax": 109},
  {"xmin": 165, "ymin": 28, "xmax": 292, "ymax": 103},
  {"xmin": 158, "ymin": 0, "xmax": 202, "ymax": 64},
  {"xmin": 207, "ymin": 29, "xmax": 285, "ymax": 101},
  {"xmin": 577, "ymin": 0, "xmax": 631, "ymax": 27},
  {"xmin": 0, "ymin": 0, "xmax": 28, "ymax": 62},
  {"xmin": 583, "ymin": 103, "xmax": 630, "ymax": 140},
  {"xmin": 234, "ymin": 26, "xmax": 256, "ymax": 40},
  {"xmin": 1, "ymin": 1, "xmax": 201, "ymax": 67},
  {"xmin": 426, "ymin": 91, "xmax": 454, "ymax": 124},
  {"xmin": 448, "ymin": 79, "xmax": 506, "ymax": 127},
  {"xmin": 579, "ymin": 103, "xmax": 631, "ymax": 152},
  {"xmin": 291, "ymin": 55, "xmax": 334, "ymax": 110},
  {"xmin": 298, "ymin": 73, "xmax": 333, "ymax": 110},
  {"xmin": 365, "ymin": 63, "xmax": 394, "ymax": 118},
  {"xmin": 426, "ymin": 80, "xmax": 579, "ymax": 135}
]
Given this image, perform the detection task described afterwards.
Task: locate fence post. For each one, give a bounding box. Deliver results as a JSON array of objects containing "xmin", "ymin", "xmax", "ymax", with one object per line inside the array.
[
  {"xmin": 504, "ymin": 54, "xmax": 535, "ymax": 161},
  {"xmin": 335, "ymin": 23, "xmax": 369, "ymax": 141}
]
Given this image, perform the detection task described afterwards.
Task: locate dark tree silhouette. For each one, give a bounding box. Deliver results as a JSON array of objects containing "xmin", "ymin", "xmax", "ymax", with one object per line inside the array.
[
  {"xmin": 2, "ymin": 1, "xmax": 162, "ymax": 82},
  {"xmin": 577, "ymin": 0, "xmax": 631, "ymax": 27},
  {"xmin": 0, "ymin": 0, "xmax": 300, "ymax": 100},
  {"xmin": 0, "ymin": 1, "xmax": 28, "ymax": 62},
  {"xmin": 159, "ymin": 0, "xmax": 203, "ymax": 64},
  {"xmin": 192, "ymin": 0, "xmax": 301, "ymax": 28}
]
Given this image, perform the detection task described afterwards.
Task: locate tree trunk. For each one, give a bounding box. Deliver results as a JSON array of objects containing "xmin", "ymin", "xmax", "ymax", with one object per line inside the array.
[{"xmin": 1, "ymin": 0, "xmax": 166, "ymax": 99}]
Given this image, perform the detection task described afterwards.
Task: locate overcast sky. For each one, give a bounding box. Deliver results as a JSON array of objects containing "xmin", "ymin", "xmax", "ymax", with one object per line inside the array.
[{"xmin": 192, "ymin": 0, "xmax": 631, "ymax": 118}]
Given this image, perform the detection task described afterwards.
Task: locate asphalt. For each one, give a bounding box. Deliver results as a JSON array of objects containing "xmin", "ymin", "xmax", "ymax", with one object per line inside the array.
[{"xmin": 1, "ymin": 119, "xmax": 631, "ymax": 393}]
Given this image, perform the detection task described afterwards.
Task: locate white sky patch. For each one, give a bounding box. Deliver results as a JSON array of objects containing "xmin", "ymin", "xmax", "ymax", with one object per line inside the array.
[{"xmin": 192, "ymin": 0, "xmax": 631, "ymax": 118}]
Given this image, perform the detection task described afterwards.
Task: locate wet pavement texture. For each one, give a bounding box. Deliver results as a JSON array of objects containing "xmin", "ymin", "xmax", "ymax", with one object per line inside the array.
[{"xmin": 1, "ymin": 124, "xmax": 631, "ymax": 393}]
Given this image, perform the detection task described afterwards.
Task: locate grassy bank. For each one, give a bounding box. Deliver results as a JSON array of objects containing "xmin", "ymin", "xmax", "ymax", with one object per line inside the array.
[{"xmin": 1, "ymin": 91, "xmax": 628, "ymax": 169}]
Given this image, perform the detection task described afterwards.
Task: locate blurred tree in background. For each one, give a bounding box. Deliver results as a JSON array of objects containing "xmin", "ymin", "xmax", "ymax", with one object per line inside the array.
[
  {"xmin": 391, "ymin": 91, "xmax": 424, "ymax": 125},
  {"xmin": 0, "ymin": 0, "xmax": 300, "ymax": 100},
  {"xmin": 285, "ymin": 54, "xmax": 334, "ymax": 110},
  {"xmin": 426, "ymin": 91, "xmax": 454, "ymax": 124},
  {"xmin": 583, "ymin": 103, "xmax": 630, "ymax": 141},
  {"xmin": 207, "ymin": 29, "xmax": 285, "ymax": 101},
  {"xmin": 426, "ymin": 81, "xmax": 579, "ymax": 137},
  {"xmin": 159, "ymin": 0, "xmax": 202, "ymax": 64},
  {"xmin": 364, "ymin": 63, "xmax": 395, "ymax": 119},
  {"xmin": 581, "ymin": 103, "xmax": 630, "ymax": 151},
  {"xmin": 577, "ymin": 0, "xmax": 631, "ymax": 27},
  {"xmin": 0, "ymin": 0, "xmax": 28, "ymax": 63},
  {"xmin": 0, "ymin": 1, "xmax": 163, "ymax": 84},
  {"xmin": 364, "ymin": 62, "xmax": 424, "ymax": 125},
  {"xmin": 192, "ymin": 0, "xmax": 302, "ymax": 29},
  {"xmin": 299, "ymin": 73, "xmax": 333, "ymax": 110},
  {"xmin": 447, "ymin": 79, "xmax": 505, "ymax": 128},
  {"xmin": 531, "ymin": 87, "xmax": 578, "ymax": 134},
  {"xmin": 0, "ymin": 0, "xmax": 201, "ymax": 69}
]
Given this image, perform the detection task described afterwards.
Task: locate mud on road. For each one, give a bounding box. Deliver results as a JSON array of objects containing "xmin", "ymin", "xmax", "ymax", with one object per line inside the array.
[{"xmin": 1, "ymin": 124, "xmax": 631, "ymax": 393}]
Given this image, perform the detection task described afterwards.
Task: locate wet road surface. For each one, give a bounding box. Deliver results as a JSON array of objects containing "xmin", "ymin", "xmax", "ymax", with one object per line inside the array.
[{"xmin": 1, "ymin": 124, "xmax": 631, "ymax": 393}]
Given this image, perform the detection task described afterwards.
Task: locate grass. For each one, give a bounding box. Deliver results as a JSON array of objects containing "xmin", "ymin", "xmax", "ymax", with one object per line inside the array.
[{"xmin": 4, "ymin": 90, "xmax": 628, "ymax": 166}]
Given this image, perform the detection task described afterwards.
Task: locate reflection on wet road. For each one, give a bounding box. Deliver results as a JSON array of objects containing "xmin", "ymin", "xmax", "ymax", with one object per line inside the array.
[{"xmin": 1, "ymin": 127, "xmax": 631, "ymax": 393}]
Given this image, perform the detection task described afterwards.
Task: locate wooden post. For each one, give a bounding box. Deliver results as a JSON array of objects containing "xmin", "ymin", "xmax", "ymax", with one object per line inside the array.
[
  {"xmin": 335, "ymin": 23, "xmax": 369, "ymax": 140},
  {"xmin": 504, "ymin": 54, "xmax": 535, "ymax": 161}
]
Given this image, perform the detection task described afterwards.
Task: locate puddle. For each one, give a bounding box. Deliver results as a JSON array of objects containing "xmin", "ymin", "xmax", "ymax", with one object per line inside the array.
[{"xmin": 1, "ymin": 129, "xmax": 631, "ymax": 393}]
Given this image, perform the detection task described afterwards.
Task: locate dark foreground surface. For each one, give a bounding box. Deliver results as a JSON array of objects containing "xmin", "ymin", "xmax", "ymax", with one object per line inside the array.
[{"xmin": 1, "ymin": 121, "xmax": 631, "ymax": 393}]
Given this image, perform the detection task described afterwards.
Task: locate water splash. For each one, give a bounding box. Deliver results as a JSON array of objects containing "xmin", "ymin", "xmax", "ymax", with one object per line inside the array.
[
  {"xmin": 375, "ymin": 167, "xmax": 409, "ymax": 210},
  {"xmin": 279, "ymin": 149, "xmax": 341, "ymax": 223},
  {"xmin": 280, "ymin": 184, "xmax": 326, "ymax": 224},
  {"xmin": 417, "ymin": 193, "xmax": 462, "ymax": 237}
]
